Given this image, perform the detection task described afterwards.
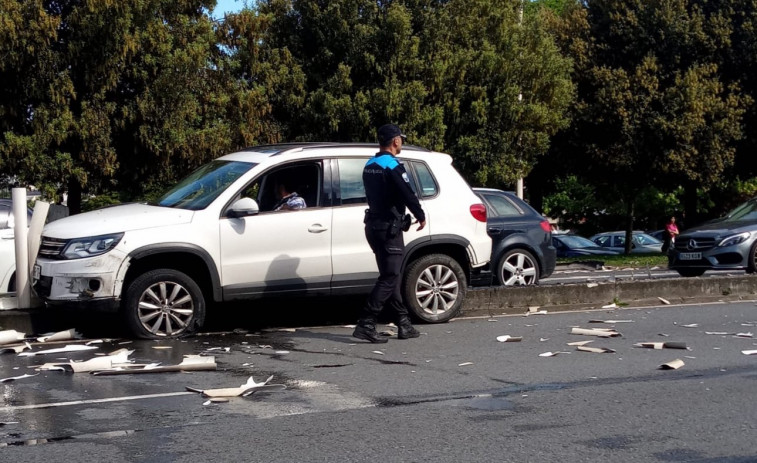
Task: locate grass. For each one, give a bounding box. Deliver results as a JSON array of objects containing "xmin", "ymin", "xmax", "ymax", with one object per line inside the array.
[{"xmin": 557, "ymin": 253, "xmax": 669, "ymax": 269}]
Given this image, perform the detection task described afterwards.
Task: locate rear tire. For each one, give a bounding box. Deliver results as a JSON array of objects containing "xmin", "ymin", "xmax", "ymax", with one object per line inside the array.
[
  {"xmin": 497, "ymin": 248, "xmax": 539, "ymax": 286},
  {"xmin": 402, "ymin": 254, "xmax": 467, "ymax": 323},
  {"xmin": 122, "ymin": 269, "xmax": 206, "ymax": 339}
]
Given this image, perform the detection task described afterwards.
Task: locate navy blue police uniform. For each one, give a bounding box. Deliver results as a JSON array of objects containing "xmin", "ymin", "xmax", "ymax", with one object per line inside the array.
[{"xmin": 357, "ymin": 147, "xmax": 425, "ymax": 340}]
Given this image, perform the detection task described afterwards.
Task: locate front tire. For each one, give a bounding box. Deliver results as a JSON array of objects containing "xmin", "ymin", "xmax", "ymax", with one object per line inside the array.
[
  {"xmin": 402, "ymin": 254, "xmax": 467, "ymax": 323},
  {"xmin": 123, "ymin": 269, "xmax": 206, "ymax": 339},
  {"xmin": 497, "ymin": 248, "xmax": 539, "ymax": 286},
  {"xmin": 747, "ymin": 241, "xmax": 757, "ymax": 273}
]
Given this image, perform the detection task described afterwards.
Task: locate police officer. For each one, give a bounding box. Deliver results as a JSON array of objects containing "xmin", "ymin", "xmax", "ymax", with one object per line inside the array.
[{"xmin": 353, "ymin": 124, "xmax": 427, "ymax": 343}]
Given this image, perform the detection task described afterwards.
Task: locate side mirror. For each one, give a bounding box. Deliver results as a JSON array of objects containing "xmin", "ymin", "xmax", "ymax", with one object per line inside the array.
[{"xmin": 227, "ymin": 197, "xmax": 259, "ymax": 218}]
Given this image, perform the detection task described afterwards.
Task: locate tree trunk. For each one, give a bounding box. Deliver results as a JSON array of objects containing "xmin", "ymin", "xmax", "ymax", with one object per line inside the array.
[
  {"xmin": 624, "ymin": 200, "xmax": 635, "ymax": 255},
  {"xmin": 67, "ymin": 176, "xmax": 82, "ymax": 216}
]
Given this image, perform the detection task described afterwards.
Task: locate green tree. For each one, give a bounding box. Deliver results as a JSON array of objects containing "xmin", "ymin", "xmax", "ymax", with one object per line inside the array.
[{"xmin": 0, "ymin": 1, "xmax": 278, "ymax": 213}]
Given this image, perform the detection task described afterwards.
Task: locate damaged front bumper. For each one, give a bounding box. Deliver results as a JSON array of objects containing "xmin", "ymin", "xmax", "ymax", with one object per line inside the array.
[{"xmin": 32, "ymin": 250, "xmax": 127, "ymax": 312}]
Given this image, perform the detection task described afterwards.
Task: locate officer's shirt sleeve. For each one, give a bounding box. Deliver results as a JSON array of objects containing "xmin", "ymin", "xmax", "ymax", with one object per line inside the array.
[{"xmin": 389, "ymin": 164, "xmax": 426, "ymax": 222}]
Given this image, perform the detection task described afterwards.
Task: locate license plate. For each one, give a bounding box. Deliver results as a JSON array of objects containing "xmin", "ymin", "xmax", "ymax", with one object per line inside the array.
[
  {"xmin": 32, "ymin": 264, "xmax": 40, "ymax": 280},
  {"xmin": 679, "ymin": 252, "xmax": 702, "ymax": 260}
]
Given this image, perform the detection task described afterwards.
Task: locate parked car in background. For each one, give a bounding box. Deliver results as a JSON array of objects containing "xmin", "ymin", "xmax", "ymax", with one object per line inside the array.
[
  {"xmin": 473, "ymin": 188, "xmax": 555, "ymax": 286},
  {"xmin": 647, "ymin": 229, "xmax": 665, "ymax": 241},
  {"xmin": 589, "ymin": 231, "xmax": 663, "ymax": 254},
  {"xmin": 552, "ymin": 234, "xmax": 621, "ymax": 257},
  {"xmin": 0, "ymin": 199, "xmax": 34, "ymax": 293},
  {"xmin": 669, "ymin": 196, "xmax": 757, "ymax": 277}
]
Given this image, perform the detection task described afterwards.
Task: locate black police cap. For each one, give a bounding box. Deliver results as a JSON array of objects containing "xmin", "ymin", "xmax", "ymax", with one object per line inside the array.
[{"xmin": 377, "ymin": 124, "xmax": 407, "ymax": 146}]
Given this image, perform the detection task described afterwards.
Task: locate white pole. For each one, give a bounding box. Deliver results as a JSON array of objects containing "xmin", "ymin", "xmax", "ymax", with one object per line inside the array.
[{"xmin": 12, "ymin": 188, "xmax": 30, "ymax": 308}]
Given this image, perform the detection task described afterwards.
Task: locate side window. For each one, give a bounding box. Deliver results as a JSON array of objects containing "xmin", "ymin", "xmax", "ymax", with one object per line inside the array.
[
  {"xmin": 239, "ymin": 162, "xmax": 322, "ymax": 212},
  {"xmin": 482, "ymin": 194, "xmax": 522, "ymax": 217},
  {"xmin": 594, "ymin": 236, "xmax": 609, "ymax": 247},
  {"xmin": 410, "ymin": 161, "xmax": 438, "ymax": 198},
  {"xmin": 614, "ymin": 235, "xmax": 626, "ymax": 247},
  {"xmin": 337, "ymin": 158, "xmax": 367, "ymax": 205}
]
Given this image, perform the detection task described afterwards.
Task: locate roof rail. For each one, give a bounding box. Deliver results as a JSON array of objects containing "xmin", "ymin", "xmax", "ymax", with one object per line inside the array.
[{"xmin": 240, "ymin": 142, "xmax": 431, "ymax": 155}]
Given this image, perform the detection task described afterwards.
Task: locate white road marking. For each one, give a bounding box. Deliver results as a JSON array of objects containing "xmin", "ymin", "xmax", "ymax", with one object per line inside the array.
[{"xmin": 0, "ymin": 392, "xmax": 195, "ymax": 412}]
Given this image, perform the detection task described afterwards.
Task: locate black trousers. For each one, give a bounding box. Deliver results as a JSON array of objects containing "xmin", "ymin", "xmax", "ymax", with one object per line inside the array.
[{"xmin": 362, "ymin": 219, "xmax": 409, "ymax": 320}]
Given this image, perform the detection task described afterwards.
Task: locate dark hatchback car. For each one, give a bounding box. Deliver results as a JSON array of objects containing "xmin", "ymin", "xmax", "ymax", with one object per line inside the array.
[
  {"xmin": 552, "ymin": 234, "xmax": 621, "ymax": 257},
  {"xmin": 669, "ymin": 197, "xmax": 757, "ymax": 277},
  {"xmin": 473, "ymin": 188, "xmax": 556, "ymax": 286}
]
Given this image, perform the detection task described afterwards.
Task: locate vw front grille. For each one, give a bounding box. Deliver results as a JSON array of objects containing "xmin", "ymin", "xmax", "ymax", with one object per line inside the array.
[{"xmin": 38, "ymin": 237, "xmax": 69, "ymax": 259}]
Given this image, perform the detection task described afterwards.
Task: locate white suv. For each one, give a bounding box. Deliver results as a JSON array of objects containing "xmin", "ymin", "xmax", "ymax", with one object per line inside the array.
[{"xmin": 33, "ymin": 143, "xmax": 491, "ymax": 338}]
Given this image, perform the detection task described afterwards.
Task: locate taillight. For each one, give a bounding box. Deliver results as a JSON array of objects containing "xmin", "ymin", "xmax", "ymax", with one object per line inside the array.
[
  {"xmin": 470, "ymin": 204, "xmax": 487, "ymax": 222},
  {"xmin": 540, "ymin": 220, "xmax": 551, "ymax": 233}
]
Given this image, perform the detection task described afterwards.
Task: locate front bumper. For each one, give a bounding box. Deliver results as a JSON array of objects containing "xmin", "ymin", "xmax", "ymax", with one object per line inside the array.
[
  {"xmin": 668, "ymin": 240, "xmax": 752, "ymax": 270},
  {"xmin": 32, "ymin": 251, "xmax": 126, "ymax": 306}
]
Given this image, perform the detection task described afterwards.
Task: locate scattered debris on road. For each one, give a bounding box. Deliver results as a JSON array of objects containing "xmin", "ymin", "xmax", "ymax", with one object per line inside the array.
[
  {"xmin": 0, "ymin": 373, "xmax": 38, "ymax": 383},
  {"xmin": 570, "ymin": 327, "xmax": 621, "ymax": 337},
  {"xmin": 33, "ymin": 349, "xmax": 134, "ymax": 373},
  {"xmin": 567, "ymin": 340, "xmax": 594, "ymax": 346},
  {"xmin": 18, "ymin": 344, "xmax": 99, "ymax": 357},
  {"xmin": 187, "ymin": 375, "xmax": 285, "ymax": 398},
  {"xmin": 659, "ymin": 359, "xmax": 685, "ymax": 370},
  {"xmin": 0, "ymin": 330, "xmax": 24, "ymax": 345},
  {"xmin": 658, "ymin": 297, "xmax": 671, "ymax": 305},
  {"xmin": 496, "ymin": 335, "xmax": 522, "ymax": 342},
  {"xmin": 92, "ymin": 355, "xmax": 217, "ymax": 375},
  {"xmin": 36, "ymin": 329, "xmax": 81, "ymax": 343},
  {"xmin": 539, "ymin": 351, "xmax": 570, "ymax": 357},
  {"xmin": 634, "ymin": 342, "xmax": 688, "ymax": 350},
  {"xmin": 576, "ymin": 346, "xmax": 615, "ymax": 354}
]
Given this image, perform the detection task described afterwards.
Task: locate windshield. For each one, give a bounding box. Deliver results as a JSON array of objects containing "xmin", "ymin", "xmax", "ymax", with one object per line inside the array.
[
  {"xmin": 724, "ymin": 198, "xmax": 757, "ymax": 222},
  {"xmin": 154, "ymin": 160, "xmax": 256, "ymax": 210},
  {"xmin": 559, "ymin": 235, "xmax": 598, "ymax": 248}
]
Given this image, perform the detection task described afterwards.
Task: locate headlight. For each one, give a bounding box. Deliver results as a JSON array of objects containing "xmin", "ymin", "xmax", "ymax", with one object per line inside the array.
[
  {"xmin": 61, "ymin": 233, "xmax": 124, "ymax": 259},
  {"xmin": 717, "ymin": 232, "xmax": 750, "ymax": 247}
]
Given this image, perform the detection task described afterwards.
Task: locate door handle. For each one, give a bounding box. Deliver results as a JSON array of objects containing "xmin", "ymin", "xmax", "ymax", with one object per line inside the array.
[{"xmin": 308, "ymin": 224, "xmax": 328, "ymax": 233}]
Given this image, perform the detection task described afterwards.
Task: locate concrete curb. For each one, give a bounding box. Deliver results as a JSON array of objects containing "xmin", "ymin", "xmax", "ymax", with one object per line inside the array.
[
  {"xmin": 461, "ymin": 274, "xmax": 757, "ymax": 318},
  {"xmin": 2, "ymin": 275, "xmax": 756, "ymax": 334}
]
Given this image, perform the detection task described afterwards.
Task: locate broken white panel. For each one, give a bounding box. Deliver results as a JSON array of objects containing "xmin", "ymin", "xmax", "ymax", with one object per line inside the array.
[
  {"xmin": 742, "ymin": 350, "xmax": 757, "ymax": 355},
  {"xmin": 634, "ymin": 342, "xmax": 688, "ymax": 350},
  {"xmin": 586, "ymin": 282, "xmax": 599, "ymax": 288},
  {"xmin": 0, "ymin": 373, "xmax": 38, "ymax": 383},
  {"xmin": 705, "ymin": 332, "xmax": 732, "ymax": 336},
  {"xmin": 588, "ymin": 320, "xmax": 634, "ymax": 324},
  {"xmin": 567, "ymin": 340, "xmax": 594, "ymax": 346},
  {"xmin": 36, "ymin": 328, "xmax": 81, "ymax": 343},
  {"xmin": 496, "ymin": 335, "xmax": 522, "ymax": 343},
  {"xmin": 658, "ymin": 297, "xmax": 671, "ymax": 305},
  {"xmin": 601, "ymin": 303, "xmax": 618, "ymax": 309},
  {"xmin": 735, "ymin": 332, "xmax": 754, "ymax": 338},
  {"xmin": 539, "ymin": 351, "xmax": 570, "ymax": 357},
  {"xmin": 92, "ymin": 355, "xmax": 216, "ymax": 375},
  {"xmin": 576, "ymin": 346, "xmax": 616, "ymax": 354},
  {"xmin": 18, "ymin": 344, "xmax": 99, "ymax": 357},
  {"xmin": 570, "ymin": 327, "xmax": 621, "ymax": 337},
  {"xmin": 187, "ymin": 375, "xmax": 284, "ymax": 398},
  {"xmin": 0, "ymin": 342, "xmax": 32, "ymax": 354},
  {"xmin": 659, "ymin": 359, "xmax": 685, "ymax": 370},
  {"xmin": 37, "ymin": 349, "xmax": 134, "ymax": 373},
  {"xmin": 458, "ymin": 362, "xmax": 474, "ymax": 366},
  {"xmin": 0, "ymin": 330, "xmax": 25, "ymax": 346},
  {"xmin": 680, "ymin": 324, "xmax": 699, "ymax": 328}
]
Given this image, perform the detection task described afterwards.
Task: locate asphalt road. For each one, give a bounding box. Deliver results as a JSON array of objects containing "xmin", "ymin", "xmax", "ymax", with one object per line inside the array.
[{"xmin": 0, "ymin": 301, "xmax": 756, "ymax": 462}]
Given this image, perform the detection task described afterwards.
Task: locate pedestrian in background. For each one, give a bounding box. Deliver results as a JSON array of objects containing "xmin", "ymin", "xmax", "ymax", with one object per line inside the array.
[
  {"xmin": 353, "ymin": 124, "xmax": 426, "ymax": 343},
  {"xmin": 662, "ymin": 215, "xmax": 679, "ymax": 253}
]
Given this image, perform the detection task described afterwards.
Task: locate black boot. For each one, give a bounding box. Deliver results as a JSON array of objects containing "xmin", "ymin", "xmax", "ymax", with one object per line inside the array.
[
  {"xmin": 397, "ymin": 316, "xmax": 420, "ymax": 339},
  {"xmin": 353, "ymin": 319, "xmax": 388, "ymax": 343}
]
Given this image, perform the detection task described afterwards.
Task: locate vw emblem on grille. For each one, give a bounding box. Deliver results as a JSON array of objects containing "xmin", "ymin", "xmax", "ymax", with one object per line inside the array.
[{"xmin": 687, "ymin": 239, "xmax": 697, "ymax": 250}]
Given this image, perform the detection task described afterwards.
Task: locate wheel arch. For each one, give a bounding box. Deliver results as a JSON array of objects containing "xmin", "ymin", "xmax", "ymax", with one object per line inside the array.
[
  {"xmin": 404, "ymin": 235, "xmax": 472, "ymax": 283},
  {"xmin": 494, "ymin": 237, "xmax": 544, "ymax": 274},
  {"xmin": 124, "ymin": 244, "xmax": 222, "ymax": 303}
]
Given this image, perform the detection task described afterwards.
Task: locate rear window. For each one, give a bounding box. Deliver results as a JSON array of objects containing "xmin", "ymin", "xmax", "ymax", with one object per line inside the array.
[{"xmin": 482, "ymin": 194, "xmax": 522, "ymax": 217}]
